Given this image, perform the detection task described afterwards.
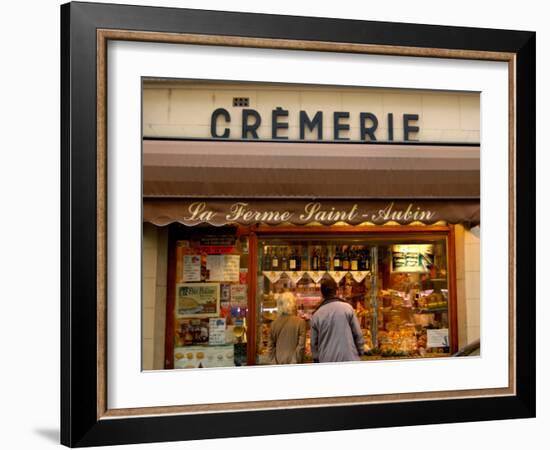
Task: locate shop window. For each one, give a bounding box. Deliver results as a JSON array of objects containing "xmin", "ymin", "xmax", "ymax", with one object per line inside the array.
[
  {"xmin": 166, "ymin": 224, "xmax": 453, "ymax": 369},
  {"xmin": 170, "ymin": 226, "xmax": 249, "ymax": 369},
  {"xmin": 257, "ymin": 235, "xmax": 450, "ymax": 364}
]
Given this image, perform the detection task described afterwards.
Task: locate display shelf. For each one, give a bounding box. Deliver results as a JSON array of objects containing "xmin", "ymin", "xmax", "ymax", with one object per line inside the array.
[
  {"xmin": 261, "ymin": 270, "xmax": 371, "ymax": 282},
  {"xmin": 414, "ymin": 307, "xmax": 449, "ymax": 313},
  {"xmin": 361, "ymin": 353, "xmax": 450, "ymax": 361},
  {"xmin": 381, "ymin": 306, "xmax": 448, "ymax": 313}
]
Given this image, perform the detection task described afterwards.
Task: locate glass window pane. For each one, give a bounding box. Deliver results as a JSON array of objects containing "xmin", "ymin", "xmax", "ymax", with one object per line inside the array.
[{"xmin": 256, "ymin": 234, "xmax": 450, "ymax": 364}]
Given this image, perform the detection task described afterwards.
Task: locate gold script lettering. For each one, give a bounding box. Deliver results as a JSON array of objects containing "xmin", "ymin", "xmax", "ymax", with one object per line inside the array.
[
  {"xmin": 300, "ymin": 202, "xmax": 359, "ymax": 223},
  {"xmin": 226, "ymin": 202, "xmax": 249, "ymax": 222},
  {"xmin": 226, "ymin": 202, "xmax": 293, "ymax": 223},
  {"xmin": 184, "ymin": 202, "xmax": 217, "ymax": 222},
  {"xmin": 371, "ymin": 203, "xmax": 435, "ymax": 223},
  {"xmin": 372, "ymin": 202, "xmax": 435, "ymax": 222}
]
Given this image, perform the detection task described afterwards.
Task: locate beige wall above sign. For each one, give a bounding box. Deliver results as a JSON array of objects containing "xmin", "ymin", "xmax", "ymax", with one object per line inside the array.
[{"xmin": 143, "ymin": 80, "xmax": 480, "ymax": 143}]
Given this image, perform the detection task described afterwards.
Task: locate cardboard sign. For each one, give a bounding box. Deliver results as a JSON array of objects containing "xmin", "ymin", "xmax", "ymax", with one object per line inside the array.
[{"xmin": 427, "ymin": 328, "xmax": 449, "ymax": 348}]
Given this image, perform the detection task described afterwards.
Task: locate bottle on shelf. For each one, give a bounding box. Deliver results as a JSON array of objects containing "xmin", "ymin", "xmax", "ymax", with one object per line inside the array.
[
  {"xmin": 364, "ymin": 250, "xmax": 371, "ymax": 271},
  {"xmin": 342, "ymin": 245, "xmax": 350, "ymax": 271},
  {"xmin": 263, "ymin": 247, "xmax": 272, "ymax": 271},
  {"xmin": 333, "ymin": 246, "xmax": 342, "ymax": 271},
  {"xmin": 317, "ymin": 248, "xmax": 324, "ymax": 271},
  {"xmin": 350, "ymin": 247, "xmax": 359, "ymax": 271},
  {"xmin": 311, "ymin": 248, "xmax": 319, "ymax": 271},
  {"xmin": 271, "ymin": 247, "xmax": 279, "ymax": 270},
  {"xmin": 289, "ymin": 247, "xmax": 297, "ymax": 271},
  {"xmin": 358, "ymin": 248, "xmax": 369, "ymax": 271},
  {"xmin": 281, "ymin": 247, "xmax": 288, "ymax": 271},
  {"xmin": 323, "ymin": 247, "xmax": 330, "ymax": 271}
]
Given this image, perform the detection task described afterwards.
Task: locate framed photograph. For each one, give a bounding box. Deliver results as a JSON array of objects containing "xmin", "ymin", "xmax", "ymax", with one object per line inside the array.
[{"xmin": 61, "ymin": 1, "xmax": 535, "ymax": 447}]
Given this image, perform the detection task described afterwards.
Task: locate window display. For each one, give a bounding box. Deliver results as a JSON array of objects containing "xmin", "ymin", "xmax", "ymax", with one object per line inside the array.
[
  {"xmin": 168, "ymin": 226, "xmax": 250, "ymax": 368},
  {"xmin": 165, "ymin": 225, "xmax": 454, "ymax": 369},
  {"xmin": 256, "ymin": 235, "xmax": 450, "ymax": 364}
]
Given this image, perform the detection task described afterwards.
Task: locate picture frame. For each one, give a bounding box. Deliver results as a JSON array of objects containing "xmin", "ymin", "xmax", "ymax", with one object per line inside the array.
[{"xmin": 60, "ymin": 1, "xmax": 535, "ymax": 447}]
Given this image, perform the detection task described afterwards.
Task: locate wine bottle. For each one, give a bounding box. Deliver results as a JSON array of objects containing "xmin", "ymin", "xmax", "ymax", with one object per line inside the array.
[
  {"xmin": 351, "ymin": 247, "xmax": 359, "ymax": 271},
  {"xmin": 281, "ymin": 247, "xmax": 288, "ymax": 271},
  {"xmin": 271, "ymin": 247, "xmax": 279, "ymax": 270},
  {"xmin": 320, "ymin": 248, "xmax": 328, "ymax": 271},
  {"xmin": 296, "ymin": 246, "xmax": 302, "ymax": 270},
  {"xmin": 263, "ymin": 247, "xmax": 272, "ymax": 270},
  {"xmin": 311, "ymin": 248, "xmax": 319, "ymax": 271},
  {"xmin": 333, "ymin": 246, "xmax": 342, "ymax": 271},
  {"xmin": 342, "ymin": 245, "xmax": 350, "ymax": 271},
  {"xmin": 363, "ymin": 249, "xmax": 370, "ymax": 271},
  {"xmin": 289, "ymin": 247, "xmax": 297, "ymax": 271}
]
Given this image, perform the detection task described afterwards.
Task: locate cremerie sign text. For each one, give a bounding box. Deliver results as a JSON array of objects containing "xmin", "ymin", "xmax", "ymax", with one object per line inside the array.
[{"xmin": 211, "ymin": 107, "xmax": 420, "ymax": 141}]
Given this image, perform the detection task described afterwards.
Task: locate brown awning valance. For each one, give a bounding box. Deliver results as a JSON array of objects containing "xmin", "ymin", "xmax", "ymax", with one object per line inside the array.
[
  {"xmin": 143, "ymin": 140, "xmax": 480, "ymax": 199},
  {"xmin": 143, "ymin": 199, "xmax": 480, "ymax": 227}
]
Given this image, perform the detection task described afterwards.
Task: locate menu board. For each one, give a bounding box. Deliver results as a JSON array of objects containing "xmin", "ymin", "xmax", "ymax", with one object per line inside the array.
[{"xmin": 182, "ymin": 255, "xmax": 201, "ymax": 282}]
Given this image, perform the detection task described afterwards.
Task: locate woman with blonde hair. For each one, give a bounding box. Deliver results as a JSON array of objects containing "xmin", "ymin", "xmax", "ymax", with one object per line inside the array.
[{"xmin": 267, "ymin": 291, "xmax": 306, "ymax": 364}]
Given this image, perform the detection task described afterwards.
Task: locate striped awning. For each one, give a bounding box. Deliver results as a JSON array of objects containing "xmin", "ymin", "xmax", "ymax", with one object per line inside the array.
[{"xmin": 143, "ymin": 140, "xmax": 480, "ymax": 199}]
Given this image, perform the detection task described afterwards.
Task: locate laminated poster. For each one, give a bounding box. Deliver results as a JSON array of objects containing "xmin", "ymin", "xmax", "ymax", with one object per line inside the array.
[
  {"xmin": 220, "ymin": 283, "xmax": 231, "ymax": 302},
  {"xmin": 230, "ymin": 284, "xmax": 248, "ymax": 308},
  {"xmin": 182, "ymin": 255, "xmax": 201, "ymax": 282},
  {"xmin": 223, "ymin": 255, "xmax": 240, "ymax": 282},
  {"xmin": 207, "ymin": 254, "xmax": 240, "ymax": 282},
  {"xmin": 206, "ymin": 255, "xmax": 224, "ymax": 281},
  {"xmin": 176, "ymin": 283, "xmax": 220, "ymax": 318},
  {"xmin": 208, "ymin": 318, "xmax": 227, "ymax": 345}
]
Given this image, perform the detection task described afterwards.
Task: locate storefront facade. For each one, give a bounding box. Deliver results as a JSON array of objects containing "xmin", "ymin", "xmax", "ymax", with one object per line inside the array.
[{"xmin": 141, "ymin": 80, "xmax": 481, "ymax": 370}]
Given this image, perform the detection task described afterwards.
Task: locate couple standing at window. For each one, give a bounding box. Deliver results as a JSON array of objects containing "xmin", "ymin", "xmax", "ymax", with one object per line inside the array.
[{"xmin": 268, "ymin": 278, "xmax": 364, "ymax": 364}]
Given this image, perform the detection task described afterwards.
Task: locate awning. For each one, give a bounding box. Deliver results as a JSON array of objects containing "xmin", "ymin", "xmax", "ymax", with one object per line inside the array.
[
  {"xmin": 143, "ymin": 140, "xmax": 480, "ymax": 199},
  {"xmin": 143, "ymin": 199, "xmax": 480, "ymax": 227}
]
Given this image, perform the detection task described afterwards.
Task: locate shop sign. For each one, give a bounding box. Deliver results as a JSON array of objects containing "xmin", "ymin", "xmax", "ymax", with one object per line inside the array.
[
  {"xmin": 391, "ymin": 244, "xmax": 434, "ymax": 273},
  {"xmin": 211, "ymin": 107, "xmax": 419, "ymax": 142},
  {"xmin": 144, "ymin": 199, "xmax": 480, "ymax": 227}
]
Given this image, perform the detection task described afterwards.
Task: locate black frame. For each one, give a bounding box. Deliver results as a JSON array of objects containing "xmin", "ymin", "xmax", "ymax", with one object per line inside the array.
[{"xmin": 61, "ymin": 2, "xmax": 536, "ymax": 447}]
